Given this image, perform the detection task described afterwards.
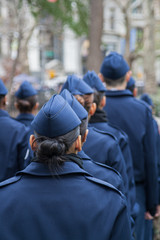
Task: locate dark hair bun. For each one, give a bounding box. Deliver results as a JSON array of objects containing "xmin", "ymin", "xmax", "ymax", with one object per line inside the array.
[{"xmin": 37, "ymin": 139, "xmax": 66, "ymax": 158}]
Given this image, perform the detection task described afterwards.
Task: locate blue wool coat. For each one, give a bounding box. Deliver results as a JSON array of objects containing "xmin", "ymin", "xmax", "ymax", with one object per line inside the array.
[
  {"xmin": 152, "ymin": 118, "xmax": 160, "ymax": 203},
  {"xmin": 104, "ymin": 89, "xmax": 158, "ymax": 214},
  {"xmin": 83, "ymin": 126, "xmax": 128, "ymax": 197},
  {"xmin": 0, "ymin": 160, "xmax": 132, "ymax": 240},
  {"xmin": 78, "ymin": 150, "xmax": 125, "ymax": 193},
  {"xmin": 89, "ymin": 115, "xmax": 136, "ymax": 219},
  {"xmin": 0, "ymin": 109, "xmax": 31, "ymax": 182},
  {"xmin": 16, "ymin": 113, "xmax": 34, "ymax": 127}
]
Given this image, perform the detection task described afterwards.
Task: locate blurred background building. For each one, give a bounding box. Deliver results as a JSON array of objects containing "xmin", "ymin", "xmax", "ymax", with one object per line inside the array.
[{"xmin": 0, "ymin": 0, "xmax": 160, "ymax": 97}]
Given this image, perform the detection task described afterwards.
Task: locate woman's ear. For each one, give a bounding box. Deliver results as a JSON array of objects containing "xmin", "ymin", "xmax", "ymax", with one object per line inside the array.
[
  {"xmin": 82, "ymin": 129, "xmax": 89, "ymax": 144},
  {"xmin": 100, "ymin": 96, "xmax": 106, "ymax": 108},
  {"xmin": 98, "ymin": 73, "xmax": 104, "ymax": 82},
  {"xmin": 89, "ymin": 103, "xmax": 96, "ymax": 116},
  {"xmin": 29, "ymin": 135, "xmax": 37, "ymax": 151},
  {"xmin": 34, "ymin": 102, "xmax": 39, "ymax": 110},
  {"xmin": 133, "ymin": 87, "xmax": 138, "ymax": 97},
  {"xmin": 75, "ymin": 135, "xmax": 82, "ymax": 152},
  {"xmin": 126, "ymin": 71, "xmax": 132, "ymax": 82}
]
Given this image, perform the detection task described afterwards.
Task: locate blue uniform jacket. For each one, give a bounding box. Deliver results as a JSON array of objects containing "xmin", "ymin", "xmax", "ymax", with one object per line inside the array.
[
  {"xmin": 16, "ymin": 113, "xmax": 34, "ymax": 127},
  {"xmin": 152, "ymin": 118, "xmax": 160, "ymax": 203},
  {"xmin": 0, "ymin": 109, "xmax": 31, "ymax": 182},
  {"xmin": 16, "ymin": 113, "xmax": 35, "ymax": 162},
  {"xmin": 104, "ymin": 89, "xmax": 158, "ymax": 213},
  {"xmin": 78, "ymin": 150, "xmax": 125, "ymax": 194},
  {"xmin": 89, "ymin": 112, "xmax": 136, "ymax": 219},
  {"xmin": 0, "ymin": 159, "xmax": 132, "ymax": 240},
  {"xmin": 83, "ymin": 126, "xmax": 128, "ymax": 197}
]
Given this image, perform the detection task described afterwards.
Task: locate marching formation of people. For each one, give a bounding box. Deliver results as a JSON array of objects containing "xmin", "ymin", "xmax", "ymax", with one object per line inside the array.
[{"xmin": 0, "ymin": 51, "xmax": 160, "ymax": 240}]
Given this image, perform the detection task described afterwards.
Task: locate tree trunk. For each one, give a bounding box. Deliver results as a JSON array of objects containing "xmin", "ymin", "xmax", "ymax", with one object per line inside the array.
[
  {"xmin": 143, "ymin": 0, "xmax": 156, "ymax": 93},
  {"xmin": 7, "ymin": 31, "xmax": 22, "ymax": 107},
  {"xmin": 87, "ymin": 0, "xmax": 103, "ymax": 73},
  {"xmin": 124, "ymin": 11, "xmax": 131, "ymax": 66},
  {"xmin": 19, "ymin": 24, "xmax": 37, "ymax": 74}
]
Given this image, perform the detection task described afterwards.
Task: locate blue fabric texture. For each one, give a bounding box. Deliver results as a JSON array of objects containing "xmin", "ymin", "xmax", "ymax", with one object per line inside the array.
[
  {"xmin": 61, "ymin": 75, "xmax": 94, "ymax": 95},
  {"xmin": 126, "ymin": 77, "xmax": 136, "ymax": 88},
  {"xmin": 60, "ymin": 89, "xmax": 88, "ymax": 120},
  {"xmin": 31, "ymin": 94, "xmax": 81, "ymax": 137},
  {"xmin": 15, "ymin": 81, "xmax": 37, "ymax": 99},
  {"xmin": 104, "ymin": 89, "xmax": 158, "ymax": 215},
  {"xmin": 83, "ymin": 126, "xmax": 129, "ymax": 198},
  {"xmin": 0, "ymin": 161, "xmax": 132, "ymax": 240},
  {"xmin": 0, "ymin": 79, "xmax": 8, "ymax": 95},
  {"xmin": 83, "ymin": 70, "xmax": 106, "ymax": 92},
  {"xmin": 140, "ymin": 93, "xmax": 154, "ymax": 107},
  {"xmin": 100, "ymin": 52, "xmax": 130, "ymax": 80},
  {"xmin": 78, "ymin": 150, "xmax": 125, "ymax": 194},
  {"xmin": 0, "ymin": 109, "xmax": 31, "ymax": 182}
]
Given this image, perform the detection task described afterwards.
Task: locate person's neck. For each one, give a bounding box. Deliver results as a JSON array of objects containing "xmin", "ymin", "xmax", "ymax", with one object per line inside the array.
[{"xmin": 106, "ymin": 82, "xmax": 127, "ymax": 91}]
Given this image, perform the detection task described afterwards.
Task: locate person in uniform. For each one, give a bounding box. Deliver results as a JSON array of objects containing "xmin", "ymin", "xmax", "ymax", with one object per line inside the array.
[
  {"xmin": 14, "ymin": 80, "xmax": 39, "ymax": 127},
  {"xmin": 0, "ymin": 79, "xmax": 31, "ymax": 182},
  {"xmin": 0, "ymin": 94, "xmax": 132, "ymax": 240},
  {"xmin": 83, "ymin": 70, "xmax": 137, "ymax": 223},
  {"xmin": 99, "ymin": 51, "xmax": 159, "ymax": 240},
  {"xmin": 60, "ymin": 89, "xmax": 125, "ymax": 194},
  {"xmin": 140, "ymin": 93, "xmax": 160, "ymax": 240},
  {"xmin": 126, "ymin": 76, "xmax": 137, "ymax": 97},
  {"xmin": 61, "ymin": 75, "xmax": 129, "ymax": 199}
]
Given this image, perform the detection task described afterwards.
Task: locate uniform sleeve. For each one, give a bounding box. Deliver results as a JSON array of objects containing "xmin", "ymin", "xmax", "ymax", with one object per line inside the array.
[
  {"xmin": 17, "ymin": 125, "xmax": 32, "ymax": 170},
  {"xmin": 120, "ymin": 136, "xmax": 136, "ymax": 220},
  {"xmin": 107, "ymin": 142, "xmax": 129, "ymax": 200},
  {"xmin": 153, "ymin": 119, "xmax": 160, "ymax": 204},
  {"xmin": 110, "ymin": 198, "xmax": 132, "ymax": 240},
  {"xmin": 144, "ymin": 109, "xmax": 158, "ymax": 215}
]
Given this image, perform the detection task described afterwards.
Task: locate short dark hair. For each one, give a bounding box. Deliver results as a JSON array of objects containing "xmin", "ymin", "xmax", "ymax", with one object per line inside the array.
[
  {"xmin": 15, "ymin": 95, "xmax": 38, "ymax": 113},
  {"xmin": 82, "ymin": 94, "xmax": 94, "ymax": 112},
  {"xmin": 80, "ymin": 118, "xmax": 88, "ymax": 138},
  {"xmin": 94, "ymin": 91, "xmax": 105, "ymax": 107},
  {"xmin": 0, "ymin": 95, "xmax": 5, "ymax": 107},
  {"xmin": 103, "ymin": 75, "xmax": 126, "ymax": 87},
  {"xmin": 32, "ymin": 126, "xmax": 80, "ymax": 172}
]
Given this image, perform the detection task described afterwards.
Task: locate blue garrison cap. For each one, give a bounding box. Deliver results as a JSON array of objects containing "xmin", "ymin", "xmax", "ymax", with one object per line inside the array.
[
  {"xmin": 140, "ymin": 93, "xmax": 154, "ymax": 107},
  {"xmin": 100, "ymin": 52, "xmax": 130, "ymax": 80},
  {"xmin": 126, "ymin": 77, "xmax": 136, "ymax": 89},
  {"xmin": 15, "ymin": 81, "xmax": 37, "ymax": 99},
  {"xmin": 61, "ymin": 75, "xmax": 94, "ymax": 95},
  {"xmin": 31, "ymin": 94, "xmax": 81, "ymax": 138},
  {"xmin": 83, "ymin": 71, "xmax": 106, "ymax": 92},
  {"xmin": 0, "ymin": 79, "xmax": 8, "ymax": 95},
  {"xmin": 60, "ymin": 89, "xmax": 88, "ymax": 120}
]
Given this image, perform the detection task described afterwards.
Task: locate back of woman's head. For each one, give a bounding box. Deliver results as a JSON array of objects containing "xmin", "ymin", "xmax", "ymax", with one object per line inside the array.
[
  {"xmin": 33, "ymin": 126, "xmax": 80, "ymax": 170},
  {"xmin": 31, "ymin": 94, "xmax": 81, "ymax": 170},
  {"xmin": 60, "ymin": 90, "xmax": 88, "ymax": 139},
  {"xmin": 15, "ymin": 81, "xmax": 38, "ymax": 113},
  {"xmin": 15, "ymin": 95, "xmax": 38, "ymax": 113}
]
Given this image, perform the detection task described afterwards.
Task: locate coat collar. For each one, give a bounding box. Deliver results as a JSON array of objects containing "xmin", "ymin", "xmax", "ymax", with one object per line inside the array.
[
  {"xmin": 17, "ymin": 160, "xmax": 90, "ymax": 177},
  {"xmin": 105, "ymin": 89, "xmax": 133, "ymax": 97},
  {"xmin": 89, "ymin": 108, "xmax": 107, "ymax": 124},
  {"xmin": 16, "ymin": 113, "xmax": 34, "ymax": 121},
  {"xmin": 78, "ymin": 150, "xmax": 91, "ymax": 160},
  {"xmin": 0, "ymin": 109, "xmax": 10, "ymax": 117}
]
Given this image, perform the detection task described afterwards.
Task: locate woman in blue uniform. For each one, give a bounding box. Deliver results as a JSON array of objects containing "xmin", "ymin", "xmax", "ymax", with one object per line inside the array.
[
  {"xmin": 0, "ymin": 79, "xmax": 31, "ymax": 182},
  {"xmin": 83, "ymin": 70, "xmax": 137, "ymax": 222},
  {"xmin": 14, "ymin": 80, "xmax": 39, "ymax": 127},
  {"xmin": 0, "ymin": 94, "xmax": 131, "ymax": 240},
  {"xmin": 61, "ymin": 75, "xmax": 128, "ymax": 196},
  {"xmin": 60, "ymin": 89, "xmax": 125, "ymax": 194}
]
